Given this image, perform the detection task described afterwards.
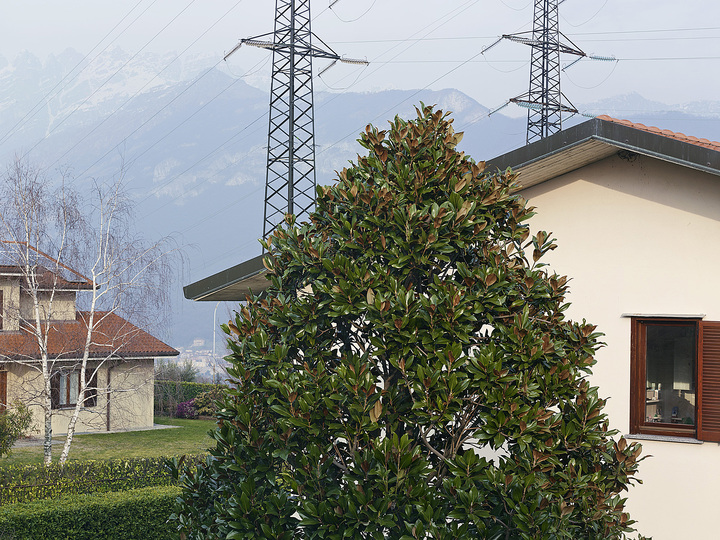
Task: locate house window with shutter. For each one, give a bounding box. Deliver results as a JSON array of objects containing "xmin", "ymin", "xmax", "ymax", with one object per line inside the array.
[
  {"xmin": 630, "ymin": 317, "xmax": 720, "ymax": 441},
  {"xmin": 50, "ymin": 368, "xmax": 98, "ymax": 409}
]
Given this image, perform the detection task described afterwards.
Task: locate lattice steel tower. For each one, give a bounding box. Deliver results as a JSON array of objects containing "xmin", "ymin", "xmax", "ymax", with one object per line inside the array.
[
  {"xmin": 226, "ymin": 0, "xmax": 366, "ymax": 240},
  {"xmin": 504, "ymin": 0, "xmax": 585, "ymax": 144}
]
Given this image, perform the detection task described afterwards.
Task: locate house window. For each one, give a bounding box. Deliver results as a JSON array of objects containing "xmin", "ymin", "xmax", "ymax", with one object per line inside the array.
[
  {"xmin": 631, "ymin": 317, "xmax": 720, "ymax": 441},
  {"xmin": 0, "ymin": 289, "xmax": 3, "ymax": 330},
  {"xmin": 51, "ymin": 369, "xmax": 98, "ymax": 409}
]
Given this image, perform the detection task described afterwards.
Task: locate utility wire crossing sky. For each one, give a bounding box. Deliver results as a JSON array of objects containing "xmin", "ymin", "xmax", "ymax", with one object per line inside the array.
[{"xmin": 2, "ymin": 0, "xmax": 720, "ymax": 111}]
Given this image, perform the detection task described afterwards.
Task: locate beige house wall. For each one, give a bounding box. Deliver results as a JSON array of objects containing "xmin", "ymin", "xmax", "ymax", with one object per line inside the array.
[
  {"xmin": 519, "ymin": 153, "xmax": 720, "ymax": 540},
  {"xmin": 19, "ymin": 290, "xmax": 77, "ymax": 322},
  {"xmin": 0, "ymin": 279, "xmax": 21, "ymax": 331},
  {"xmin": 106, "ymin": 358, "xmax": 155, "ymax": 431},
  {"xmin": 4, "ymin": 358, "xmax": 155, "ymax": 436}
]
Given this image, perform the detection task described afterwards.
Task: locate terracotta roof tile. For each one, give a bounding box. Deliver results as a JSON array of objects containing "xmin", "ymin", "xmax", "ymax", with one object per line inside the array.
[
  {"xmin": 596, "ymin": 115, "xmax": 720, "ymax": 152},
  {"xmin": 0, "ymin": 312, "xmax": 178, "ymax": 361}
]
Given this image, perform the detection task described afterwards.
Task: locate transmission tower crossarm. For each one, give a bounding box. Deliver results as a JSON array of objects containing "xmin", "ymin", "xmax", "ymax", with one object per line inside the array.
[
  {"xmin": 502, "ymin": 32, "xmax": 585, "ymax": 57},
  {"xmin": 240, "ymin": 37, "xmax": 360, "ymax": 63},
  {"xmin": 509, "ymin": 95, "xmax": 578, "ymax": 114}
]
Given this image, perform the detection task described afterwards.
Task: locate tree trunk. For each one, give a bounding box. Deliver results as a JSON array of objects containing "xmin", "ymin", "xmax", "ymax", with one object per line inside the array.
[
  {"xmin": 43, "ymin": 377, "xmax": 53, "ymax": 466},
  {"xmin": 59, "ymin": 361, "xmax": 89, "ymax": 465},
  {"xmin": 59, "ymin": 395, "xmax": 82, "ymax": 465}
]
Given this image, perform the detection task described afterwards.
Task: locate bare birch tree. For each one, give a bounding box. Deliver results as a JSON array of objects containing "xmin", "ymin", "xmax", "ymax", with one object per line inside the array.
[{"xmin": 0, "ymin": 158, "xmax": 179, "ymax": 465}]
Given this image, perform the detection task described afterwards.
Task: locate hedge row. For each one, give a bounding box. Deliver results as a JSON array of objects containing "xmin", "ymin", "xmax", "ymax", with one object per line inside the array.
[
  {"xmin": 0, "ymin": 485, "xmax": 181, "ymax": 540},
  {"xmin": 154, "ymin": 380, "xmax": 224, "ymax": 416},
  {"xmin": 0, "ymin": 454, "xmax": 204, "ymax": 506}
]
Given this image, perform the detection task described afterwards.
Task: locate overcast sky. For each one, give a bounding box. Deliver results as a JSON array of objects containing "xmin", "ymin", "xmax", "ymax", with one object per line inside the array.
[{"xmin": 2, "ymin": 0, "xmax": 720, "ymax": 115}]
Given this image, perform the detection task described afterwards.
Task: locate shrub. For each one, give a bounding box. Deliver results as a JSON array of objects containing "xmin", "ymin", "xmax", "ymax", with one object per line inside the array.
[
  {"xmin": 0, "ymin": 454, "xmax": 205, "ymax": 506},
  {"xmin": 0, "ymin": 485, "xmax": 180, "ymax": 540},
  {"xmin": 173, "ymin": 105, "xmax": 646, "ymax": 539},
  {"xmin": 154, "ymin": 381, "xmax": 222, "ymax": 416},
  {"xmin": 176, "ymin": 400, "xmax": 198, "ymax": 419},
  {"xmin": 193, "ymin": 386, "xmax": 226, "ymax": 416},
  {"xmin": 0, "ymin": 402, "xmax": 33, "ymax": 458}
]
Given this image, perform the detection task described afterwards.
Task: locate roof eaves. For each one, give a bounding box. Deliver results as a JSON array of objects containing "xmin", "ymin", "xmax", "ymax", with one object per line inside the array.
[
  {"xmin": 183, "ymin": 253, "xmax": 269, "ymax": 301},
  {"xmin": 487, "ymin": 117, "xmax": 720, "ymax": 189}
]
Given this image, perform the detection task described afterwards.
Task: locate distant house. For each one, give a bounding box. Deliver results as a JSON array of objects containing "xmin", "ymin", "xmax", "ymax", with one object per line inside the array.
[
  {"xmin": 487, "ymin": 115, "xmax": 720, "ymax": 540},
  {"xmin": 0, "ymin": 245, "xmax": 178, "ymax": 434}
]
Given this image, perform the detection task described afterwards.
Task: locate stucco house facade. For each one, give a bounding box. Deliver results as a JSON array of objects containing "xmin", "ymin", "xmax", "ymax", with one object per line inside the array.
[
  {"xmin": 0, "ymin": 246, "xmax": 178, "ymax": 435},
  {"xmin": 487, "ymin": 115, "xmax": 720, "ymax": 539}
]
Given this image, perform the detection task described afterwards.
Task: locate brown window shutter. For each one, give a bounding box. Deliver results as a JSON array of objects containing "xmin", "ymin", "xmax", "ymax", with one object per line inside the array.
[
  {"xmin": 0, "ymin": 371, "xmax": 7, "ymax": 412},
  {"xmin": 698, "ymin": 321, "xmax": 720, "ymax": 442}
]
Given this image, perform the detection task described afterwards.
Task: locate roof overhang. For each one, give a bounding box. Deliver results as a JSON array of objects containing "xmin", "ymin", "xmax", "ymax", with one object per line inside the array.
[
  {"xmin": 183, "ymin": 253, "xmax": 269, "ymax": 301},
  {"xmin": 487, "ymin": 117, "xmax": 720, "ymax": 190}
]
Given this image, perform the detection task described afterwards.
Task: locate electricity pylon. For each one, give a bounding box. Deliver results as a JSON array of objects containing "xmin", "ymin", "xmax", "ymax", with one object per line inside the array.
[
  {"xmin": 226, "ymin": 0, "xmax": 366, "ymax": 240},
  {"xmin": 503, "ymin": 0, "xmax": 586, "ymax": 144}
]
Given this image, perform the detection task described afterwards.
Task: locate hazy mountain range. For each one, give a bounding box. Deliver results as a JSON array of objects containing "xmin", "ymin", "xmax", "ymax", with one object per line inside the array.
[{"xmin": 2, "ymin": 48, "xmax": 719, "ymax": 349}]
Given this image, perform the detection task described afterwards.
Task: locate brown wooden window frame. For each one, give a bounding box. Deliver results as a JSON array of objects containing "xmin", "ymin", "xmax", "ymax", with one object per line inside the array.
[
  {"xmin": 0, "ymin": 370, "xmax": 7, "ymax": 413},
  {"xmin": 631, "ymin": 317, "xmax": 720, "ymax": 442},
  {"xmin": 50, "ymin": 368, "xmax": 98, "ymax": 409}
]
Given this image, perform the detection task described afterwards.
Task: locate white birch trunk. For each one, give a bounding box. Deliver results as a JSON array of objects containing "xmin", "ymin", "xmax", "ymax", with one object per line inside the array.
[{"xmin": 42, "ymin": 369, "xmax": 53, "ymax": 466}]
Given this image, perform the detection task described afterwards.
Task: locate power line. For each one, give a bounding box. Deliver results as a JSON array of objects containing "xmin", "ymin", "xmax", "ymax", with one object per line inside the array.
[
  {"xmin": 315, "ymin": 1, "xmax": 481, "ymax": 105},
  {"xmin": 123, "ymin": 58, "xmax": 276, "ymax": 203},
  {"xmin": 19, "ymin": 0, "xmax": 201, "ymax": 163},
  {"xmin": 560, "ymin": 0, "xmax": 609, "ymax": 27},
  {"xmin": 45, "ymin": 0, "xmax": 246, "ymax": 173},
  {"xmin": 620, "ymin": 56, "xmax": 720, "ymax": 61},
  {"xmin": 0, "ymin": 0, "xmax": 157, "ymax": 148},
  {"xmin": 123, "ymin": 70, "xmax": 249, "ymax": 173},
  {"xmin": 74, "ymin": 61, "xmax": 225, "ymax": 181},
  {"xmin": 137, "ymin": 110, "xmax": 268, "ymax": 206},
  {"xmin": 326, "ymin": 27, "xmax": 720, "ymax": 45},
  {"xmin": 226, "ymin": 0, "xmax": 367, "ymax": 241},
  {"xmin": 146, "ymin": 0, "xmax": 483, "ymax": 249},
  {"xmin": 317, "ymin": 46, "xmax": 489, "ymax": 159},
  {"xmin": 329, "ymin": 0, "xmax": 378, "ymax": 23}
]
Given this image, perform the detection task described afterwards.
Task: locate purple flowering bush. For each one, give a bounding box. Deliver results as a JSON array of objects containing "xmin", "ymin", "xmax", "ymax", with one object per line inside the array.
[{"xmin": 176, "ymin": 400, "xmax": 198, "ymax": 419}]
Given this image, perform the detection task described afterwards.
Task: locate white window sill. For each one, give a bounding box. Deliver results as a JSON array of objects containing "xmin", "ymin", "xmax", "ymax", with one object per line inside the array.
[{"xmin": 625, "ymin": 433, "xmax": 703, "ymax": 444}]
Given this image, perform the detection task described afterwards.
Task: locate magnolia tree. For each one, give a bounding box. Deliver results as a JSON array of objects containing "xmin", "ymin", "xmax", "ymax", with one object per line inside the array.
[
  {"xmin": 173, "ymin": 106, "xmax": 646, "ymax": 539},
  {"xmin": 0, "ymin": 159, "xmax": 178, "ymax": 465}
]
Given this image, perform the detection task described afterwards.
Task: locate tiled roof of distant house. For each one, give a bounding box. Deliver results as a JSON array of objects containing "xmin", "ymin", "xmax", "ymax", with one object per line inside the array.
[{"xmin": 0, "ymin": 312, "xmax": 178, "ymax": 361}]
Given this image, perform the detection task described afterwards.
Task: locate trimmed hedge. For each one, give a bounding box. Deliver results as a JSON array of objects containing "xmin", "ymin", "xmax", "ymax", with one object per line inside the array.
[
  {"xmin": 154, "ymin": 380, "xmax": 224, "ymax": 416},
  {"xmin": 0, "ymin": 454, "xmax": 204, "ymax": 506},
  {"xmin": 0, "ymin": 485, "xmax": 181, "ymax": 540}
]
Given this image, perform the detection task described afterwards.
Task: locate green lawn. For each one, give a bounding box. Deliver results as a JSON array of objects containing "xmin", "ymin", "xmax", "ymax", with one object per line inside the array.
[{"xmin": 2, "ymin": 416, "xmax": 216, "ymax": 467}]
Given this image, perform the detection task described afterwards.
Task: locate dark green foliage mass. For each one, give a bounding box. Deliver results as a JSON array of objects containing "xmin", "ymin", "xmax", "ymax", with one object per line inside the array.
[
  {"xmin": 0, "ymin": 485, "xmax": 180, "ymax": 540},
  {"xmin": 0, "ymin": 402, "xmax": 32, "ymax": 458},
  {"xmin": 173, "ymin": 105, "xmax": 645, "ymax": 539}
]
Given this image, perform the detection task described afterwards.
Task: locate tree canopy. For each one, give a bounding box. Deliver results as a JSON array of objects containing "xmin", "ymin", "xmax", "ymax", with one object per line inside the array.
[{"xmin": 173, "ymin": 105, "xmax": 645, "ymax": 539}]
